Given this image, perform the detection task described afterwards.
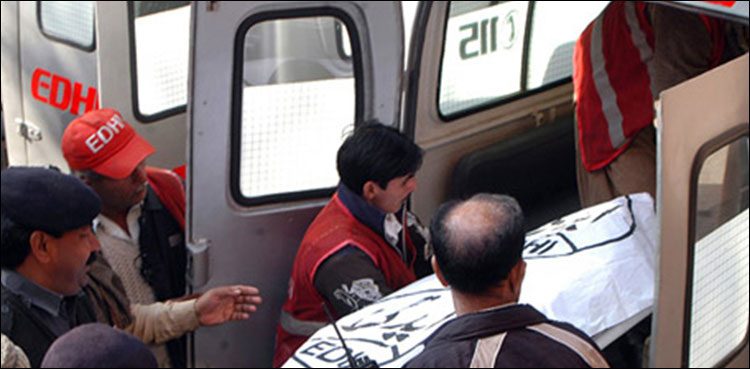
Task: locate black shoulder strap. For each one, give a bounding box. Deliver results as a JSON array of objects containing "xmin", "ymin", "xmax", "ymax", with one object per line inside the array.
[{"xmin": 1, "ymin": 285, "xmax": 15, "ymax": 333}]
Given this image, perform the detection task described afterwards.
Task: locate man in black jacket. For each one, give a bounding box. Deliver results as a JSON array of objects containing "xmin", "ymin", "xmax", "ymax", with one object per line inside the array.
[
  {"xmin": 406, "ymin": 193, "xmax": 609, "ymax": 368},
  {"xmin": 1, "ymin": 167, "xmax": 102, "ymax": 367}
]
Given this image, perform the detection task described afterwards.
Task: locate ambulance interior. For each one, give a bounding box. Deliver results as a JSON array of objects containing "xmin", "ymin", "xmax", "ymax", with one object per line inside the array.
[{"xmin": 409, "ymin": 1, "xmax": 748, "ymax": 232}]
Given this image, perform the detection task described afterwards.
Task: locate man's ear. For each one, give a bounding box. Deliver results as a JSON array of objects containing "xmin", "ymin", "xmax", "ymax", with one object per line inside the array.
[
  {"xmin": 29, "ymin": 231, "xmax": 53, "ymax": 264},
  {"xmin": 361, "ymin": 180, "xmax": 379, "ymax": 202},
  {"xmin": 509, "ymin": 260, "xmax": 526, "ymax": 298},
  {"xmin": 431, "ymin": 256, "xmax": 449, "ymax": 287}
]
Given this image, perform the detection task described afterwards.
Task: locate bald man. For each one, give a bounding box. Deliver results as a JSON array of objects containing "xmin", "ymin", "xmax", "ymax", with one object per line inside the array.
[{"xmin": 407, "ymin": 194, "xmax": 608, "ymax": 368}]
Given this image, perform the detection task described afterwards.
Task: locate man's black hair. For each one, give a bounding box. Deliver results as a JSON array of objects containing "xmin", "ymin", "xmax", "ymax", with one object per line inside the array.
[
  {"xmin": 430, "ymin": 193, "xmax": 525, "ymax": 294},
  {"xmin": 336, "ymin": 122, "xmax": 423, "ymax": 196},
  {"xmin": 0, "ymin": 213, "xmax": 63, "ymax": 270}
]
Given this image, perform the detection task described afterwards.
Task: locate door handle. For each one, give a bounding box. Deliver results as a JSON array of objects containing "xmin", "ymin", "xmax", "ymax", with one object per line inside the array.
[{"xmin": 187, "ymin": 238, "xmax": 211, "ymax": 289}]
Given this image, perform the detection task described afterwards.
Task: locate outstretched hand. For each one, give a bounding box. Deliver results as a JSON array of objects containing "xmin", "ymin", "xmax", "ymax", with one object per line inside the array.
[{"xmin": 195, "ymin": 285, "xmax": 262, "ymax": 326}]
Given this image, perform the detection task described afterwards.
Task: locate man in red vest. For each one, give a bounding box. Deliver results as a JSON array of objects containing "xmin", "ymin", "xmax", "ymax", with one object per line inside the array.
[
  {"xmin": 573, "ymin": 2, "xmax": 727, "ymax": 207},
  {"xmin": 61, "ymin": 108, "xmax": 262, "ymax": 367},
  {"xmin": 274, "ymin": 123, "xmax": 431, "ymax": 367}
]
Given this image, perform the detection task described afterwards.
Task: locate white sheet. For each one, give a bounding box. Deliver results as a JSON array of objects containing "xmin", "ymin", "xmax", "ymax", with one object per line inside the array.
[{"xmin": 283, "ymin": 193, "xmax": 658, "ymax": 368}]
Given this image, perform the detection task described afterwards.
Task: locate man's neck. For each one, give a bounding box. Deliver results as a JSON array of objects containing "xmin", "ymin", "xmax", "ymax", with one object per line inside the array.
[
  {"xmin": 14, "ymin": 263, "xmax": 62, "ymax": 296},
  {"xmin": 451, "ymin": 287, "xmax": 518, "ymax": 316},
  {"xmin": 337, "ymin": 184, "xmax": 389, "ymax": 234}
]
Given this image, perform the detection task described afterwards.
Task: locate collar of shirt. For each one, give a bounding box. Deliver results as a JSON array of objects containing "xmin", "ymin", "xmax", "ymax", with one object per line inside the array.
[
  {"xmin": 95, "ymin": 199, "xmax": 144, "ymax": 244},
  {"xmin": 337, "ymin": 183, "xmax": 403, "ymax": 249},
  {"xmin": 434, "ymin": 303, "xmax": 547, "ymax": 342},
  {"xmin": 1, "ymin": 269, "xmax": 65, "ymax": 317},
  {"xmin": 475, "ymin": 302, "xmax": 520, "ymax": 314}
]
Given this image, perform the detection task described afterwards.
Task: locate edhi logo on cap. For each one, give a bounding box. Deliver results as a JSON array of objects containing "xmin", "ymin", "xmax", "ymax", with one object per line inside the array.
[{"xmin": 85, "ymin": 113, "xmax": 127, "ymax": 154}]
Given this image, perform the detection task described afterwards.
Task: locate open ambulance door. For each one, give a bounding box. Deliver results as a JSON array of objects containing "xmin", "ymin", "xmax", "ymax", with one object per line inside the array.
[
  {"xmin": 95, "ymin": 1, "xmax": 189, "ymax": 171},
  {"xmin": 187, "ymin": 1, "xmax": 403, "ymax": 366},
  {"xmin": 652, "ymin": 53, "xmax": 748, "ymax": 367}
]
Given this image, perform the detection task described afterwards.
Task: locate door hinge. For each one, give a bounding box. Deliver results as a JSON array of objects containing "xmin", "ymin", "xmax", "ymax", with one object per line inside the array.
[{"xmin": 15, "ymin": 119, "xmax": 43, "ymax": 142}]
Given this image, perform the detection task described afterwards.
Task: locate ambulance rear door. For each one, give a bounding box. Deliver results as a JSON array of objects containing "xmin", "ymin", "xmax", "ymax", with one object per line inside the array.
[
  {"xmin": 188, "ymin": 1, "xmax": 404, "ymax": 366},
  {"xmin": 652, "ymin": 53, "xmax": 748, "ymax": 368}
]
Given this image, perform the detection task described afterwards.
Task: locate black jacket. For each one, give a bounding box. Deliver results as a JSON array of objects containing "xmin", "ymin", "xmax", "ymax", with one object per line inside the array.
[
  {"xmin": 1, "ymin": 285, "xmax": 96, "ymax": 367},
  {"xmin": 138, "ymin": 188, "xmax": 188, "ymax": 367}
]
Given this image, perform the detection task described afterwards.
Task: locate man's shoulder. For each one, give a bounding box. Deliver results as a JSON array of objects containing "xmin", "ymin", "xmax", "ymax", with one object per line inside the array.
[
  {"xmin": 405, "ymin": 339, "xmax": 471, "ymax": 368},
  {"xmin": 314, "ymin": 246, "xmax": 374, "ymax": 275},
  {"xmin": 0, "ymin": 287, "xmax": 55, "ymax": 367},
  {"xmin": 541, "ymin": 319, "xmax": 600, "ymax": 348},
  {"xmin": 0, "ymin": 286, "xmax": 45, "ymax": 338},
  {"xmin": 300, "ymin": 209, "xmax": 377, "ymax": 258}
]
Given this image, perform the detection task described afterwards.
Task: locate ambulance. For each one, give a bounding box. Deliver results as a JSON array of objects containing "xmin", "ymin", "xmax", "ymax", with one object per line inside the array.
[{"xmin": 1, "ymin": 1, "xmax": 747, "ymax": 367}]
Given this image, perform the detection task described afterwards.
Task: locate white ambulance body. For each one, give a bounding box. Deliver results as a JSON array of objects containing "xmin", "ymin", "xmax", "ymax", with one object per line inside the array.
[{"xmin": 1, "ymin": 1, "xmax": 747, "ymax": 367}]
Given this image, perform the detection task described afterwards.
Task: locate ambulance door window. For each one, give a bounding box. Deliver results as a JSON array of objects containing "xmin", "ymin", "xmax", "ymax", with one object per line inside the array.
[
  {"xmin": 525, "ymin": 1, "xmax": 607, "ymax": 89},
  {"xmin": 130, "ymin": 1, "xmax": 190, "ymax": 121},
  {"xmin": 437, "ymin": 1, "xmax": 608, "ymax": 119},
  {"xmin": 39, "ymin": 1, "xmax": 95, "ymax": 51},
  {"xmin": 687, "ymin": 136, "xmax": 749, "ymax": 367},
  {"xmin": 235, "ymin": 15, "xmax": 356, "ymax": 205},
  {"xmin": 439, "ymin": 1, "xmax": 528, "ymax": 117}
]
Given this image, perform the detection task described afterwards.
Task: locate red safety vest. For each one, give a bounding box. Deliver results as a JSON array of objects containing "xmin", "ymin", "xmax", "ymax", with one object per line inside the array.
[
  {"xmin": 573, "ymin": 1, "xmax": 724, "ymax": 171},
  {"xmin": 273, "ymin": 193, "xmax": 416, "ymax": 367}
]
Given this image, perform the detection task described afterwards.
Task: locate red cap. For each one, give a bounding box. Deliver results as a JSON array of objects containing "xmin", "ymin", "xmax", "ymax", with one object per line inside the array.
[{"xmin": 62, "ymin": 108, "xmax": 155, "ymax": 180}]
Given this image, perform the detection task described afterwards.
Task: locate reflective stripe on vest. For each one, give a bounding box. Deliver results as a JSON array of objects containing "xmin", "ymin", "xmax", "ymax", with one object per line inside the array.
[
  {"xmin": 528, "ymin": 323, "xmax": 610, "ymax": 368},
  {"xmin": 576, "ymin": 2, "xmax": 725, "ymax": 171},
  {"xmin": 469, "ymin": 332, "xmax": 507, "ymax": 368},
  {"xmin": 588, "ymin": 2, "xmax": 654, "ymax": 151}
]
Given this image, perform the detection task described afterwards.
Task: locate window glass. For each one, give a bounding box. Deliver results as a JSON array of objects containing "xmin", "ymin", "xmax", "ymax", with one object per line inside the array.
[
  {"xmin": 132, "ymin": 1, "xmax": 190, "ymax": 118},
  {"xmin": 40, "ymin": 1, "xmax": 95, "ymax": 50},
  {"xmin": 526, "ymin": 1, "xmax": 608, "ymax": 89},
  {"xmin": 238, "ymin": 16, "xmax": 355, "ymax": 200},
  {"xmin": 439, "ymin": 1, "xmax": 528, "ymax": 116},
  {"xmin": 689, "ymin": 136, "xmax": 749, "ymax": 367},
  {"xmin": 438, "ymin": 1, "xmax": 609, "ymax": 118}
]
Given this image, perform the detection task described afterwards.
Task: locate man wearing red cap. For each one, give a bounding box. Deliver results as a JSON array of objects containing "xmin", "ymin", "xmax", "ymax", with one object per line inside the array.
[{"xmin": 61, "ymin": 108, "xmax": 259, "ymax": 367}]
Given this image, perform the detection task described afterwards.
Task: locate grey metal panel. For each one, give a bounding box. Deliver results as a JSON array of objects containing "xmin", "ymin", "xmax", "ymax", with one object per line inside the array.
[
  {"xmin": 188, "ymin": 1, "xmax": 403, "ymax": 366},
  {"xmin": 1, "ymin": 1, "xmax": 27, "ymax": 166},
  {"xmin": 16, "ymin": 1, "xmax": 98, "ymax": 171},
  {"xmin": 652, "ymin": 54, "xmax": 749, "ymax": 367}
]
